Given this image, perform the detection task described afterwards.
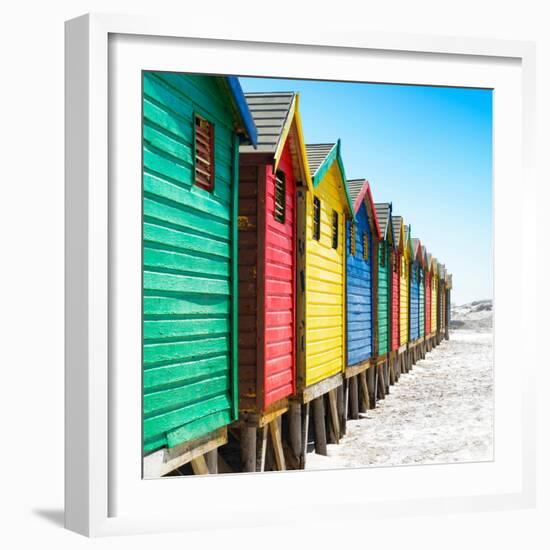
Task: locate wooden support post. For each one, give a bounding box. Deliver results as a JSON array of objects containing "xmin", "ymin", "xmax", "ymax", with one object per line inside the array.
[
  {"xmin": 241, "ymin": 426, "xmax": 257, "ymax": 473},
  {"xmin": 256, "ymin": 425, "xmax": 268, "ymax": 472},
  {"xmin": 377, "ymin": 364, "xmax": 386, "ymax": 399},
  {"xmin": 389, "ymin": 359, "xmax": 395, "ymax": 385},
  {"xmin": 337, "ymin": 383, "xmax": 346, "ymax": 436},
  {"xmin": 384, "ymin": 361, "xmax": 390, "ymax": 394},
  {"xmin": 300, "ymin": 403, "xmax": 310, "ymax": 469},
  {"xmin": 312, "ymin": 397, "xmax": 328, "ymax": 456},
  {"xmin": 328, "ymin": 389, "xmax": 340, "ymax": 442},
  {"xmin": 190, "ymin": 455, "xmax": 209, "ymax": 475},
  {"xmin": 288, "ymin": 402, "xmax": 302, "ymax": 466},
  {"xmin": 205, "ymin": 449, "xmax": 218, "ymax": 474},
  {"xmin": 359, "ymin": 370, "xmax": 370, "ymax": 411},
  {"xmin": 349, "ymin": 375, "xmax": 359, "ymax": 419},
  {"xmin": 367, "ymin": 366, "xmax": 376, "ymax": 409},
  {"xmin": 326, "ymin": 393, "xmax": 337, "ymax": 444},
  {"xmin": 269, "ymin": 418, "xmax": 286, "ymax": 471}
]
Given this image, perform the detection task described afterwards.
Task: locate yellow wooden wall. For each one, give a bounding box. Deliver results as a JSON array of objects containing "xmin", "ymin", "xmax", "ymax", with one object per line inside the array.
[
  {"xmin": 399, "ymin": 254, "xmax": 409, "ymax": 346},
  {"xmin": 305, "ymin": 162, "xmax": 346, "ymax": 387},
  {"xmin": 431, "ymin": 272, "xmax": 438, "ymax": 334}
]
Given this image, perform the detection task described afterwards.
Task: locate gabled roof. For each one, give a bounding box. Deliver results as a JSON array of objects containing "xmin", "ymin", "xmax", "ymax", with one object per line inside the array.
[
  {"xmin": 347, "ymin": 179, "xmax": 381, "ymax": 238},
  {"xmin": 223, "ymin": 77, "xmax": 258, "ymax": 146},
  {"xmin": 411, "ymin": 238, "xmax": 421, "ymax": 263},
  {"xmin": 306, "ymin": 140, "xmax": 354, "ymax": 217},
  {"xmin": 392, "ymin": 215, "xmax": 404, "ymax": 249},
  {"xmin": 426, "ymin": 252, "xmax": 433, "ymax": 273},
  {"xmin": 446, "ymin": 273, "xmax": 453, "ymax": 289},
  {"xmin": 374, "ymin": 203, "xmax": 392, "ymax": 241},
  {"xmin": 239, "ymin": 91, "xmax": 312, "ymax": 190},
  {"xmin": 240, "ymin": 92, "xmax": 294, "ymax": 154},
  {"xmin": 438, "ymin": 263, "xmax": 446, "ymax": 279}
]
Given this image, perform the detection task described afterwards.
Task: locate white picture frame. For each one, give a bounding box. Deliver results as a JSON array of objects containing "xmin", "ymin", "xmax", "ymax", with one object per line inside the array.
[{"xmin": 65, "ymin": 12, "xmax": 537, "ymax": 537}]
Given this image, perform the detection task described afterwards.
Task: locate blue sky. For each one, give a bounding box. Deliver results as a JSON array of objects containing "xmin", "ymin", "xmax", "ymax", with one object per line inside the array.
[{"xmin": 240, "ymin": 77, "xmax": 493, "ymax": 305}]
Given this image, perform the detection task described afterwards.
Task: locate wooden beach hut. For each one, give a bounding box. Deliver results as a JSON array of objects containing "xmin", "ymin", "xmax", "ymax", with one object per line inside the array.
[
  {"xmin": 425, "ymin": 251, "xmax": 433, "ymax": 351},
  {"xmin": 344, "ymin": 179, "xmax": 382, "ymax": 420},
  {"xmin": 445, "ymin": 273, "xmax": 453, "ymax": 340},
  {"xmin": 374, "ymin": 202, "xmax": 397, "ymax": 397},
  {"xmin": 419, "ymin": 245, "xmax": 427, "ymax": 357},
  {"xmin": 408, "ymin": 236, "xmax": 421, "ymax": 363},
  {"xmin": 430, "ymin": 257, "xmax": 438, "ymax": 346},
  {"xmin": 142, "ymin": 72, "xmax": 257, "ymax": 477},
  {"xmin": 291, "ymin": 140, "xmax": 354, "ymax": 466},
  {"xmin": 399, "ymin": 223, "xmax": 411, "ymax": 372},
  {"xmin": 437, "ymin": 263, "xmax": 446, "ymax": 344},
  {"xmin": 237, "ymin": 91, "xmax": 311, "ymax": 472},
  {"xmin": 390, "ymin": 215, "xmax": 404, "ymax": 372}
]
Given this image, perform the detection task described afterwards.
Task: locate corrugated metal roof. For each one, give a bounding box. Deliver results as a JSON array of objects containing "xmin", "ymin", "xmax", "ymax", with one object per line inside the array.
[
  {"xmin": 411, "ymin": 237, "xmax": 420, "ymax": 258},
  {"xmin": 404, "ymin": 225, "xmax": 410, "ymax": 245},
  {"xmin": 239, "ymin": 92, "xmax": 295, "ymax": 154},
  {"xmin": 305, "ymin": 143, "xmax": 336, "ymax": 176},
  {"xmin": 392, "ymin": 215, "xmax": 403, "ymax": 246},
  {"xmin": 374, "ymin": 203, "xmax": 391, "ymax": 237}
]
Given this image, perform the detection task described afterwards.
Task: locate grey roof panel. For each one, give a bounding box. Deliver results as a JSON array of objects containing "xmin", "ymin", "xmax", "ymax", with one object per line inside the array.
[
  {"xmin": 374, "ymin": 202, "xmax": 391, "ymax": 236},
  {"xmin": 346, "ymin": 178, "xmax": 365, "ymax": 204},
  {"xmin": 392, "ymin": 215, "xmax": 403, "ymax": 247},
  {"xmin": 239, "ymin": 92, "xmax": 295, "ymax": 154},
  {"xmin": 305, "ymin": 143, "xmax": 336, "ymax": 176}
]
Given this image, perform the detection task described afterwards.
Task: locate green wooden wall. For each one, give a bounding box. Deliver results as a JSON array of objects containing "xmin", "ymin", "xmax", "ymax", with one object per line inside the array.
[
  {"xmin": 377, "ymin": 242, "xmax": 390, "ymax": 355},
  {"xmin": 142, "ymin": 72, "xmax": 238, "ymax": 453}
]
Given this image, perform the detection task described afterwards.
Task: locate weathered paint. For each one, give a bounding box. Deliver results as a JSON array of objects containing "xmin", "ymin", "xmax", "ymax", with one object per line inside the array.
[
  {"xmin": 301, "ymin": 142, "xmax": 353, "ymax": 388},
  {"xmin": 142, "ymin": 72, "xmax": 254, "ymax": 453}
]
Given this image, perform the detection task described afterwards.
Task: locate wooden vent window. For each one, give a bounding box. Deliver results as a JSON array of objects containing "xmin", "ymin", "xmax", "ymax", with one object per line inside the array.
[
  {"xmin": 274, "ymin": 171, "xmax": 285, "ymax": 223},
  {"xmin": 194, "ymin": 114, "xmax": 214, "ymax": 191},
  {"xmin": 331, "ymin": 211, "xmax": 338, "ymax": 249},
  {"xmin": 313, "ymin": 197, "xmax": 321, "ymax": 241},
  {"xmin": 350, "ymin": 220, "xmax": 356, "ymax": 255},
  {"xmin": 363, "ymin": 232, "xmax": 369, "ymax": 261}
]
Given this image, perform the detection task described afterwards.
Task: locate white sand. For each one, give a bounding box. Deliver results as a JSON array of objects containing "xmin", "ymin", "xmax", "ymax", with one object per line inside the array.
[{"xmin": 306, "ymin": 327, "xmax": 494, "ymax": 470}]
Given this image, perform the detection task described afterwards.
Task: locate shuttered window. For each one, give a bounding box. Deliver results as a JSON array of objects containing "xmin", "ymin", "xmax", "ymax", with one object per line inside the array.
[
  {"xmin": 274, "ymin": 171, "xmax": 285, "ymax": 223},
  {"xmin": 194, "ymin": 114, "xmax": 214, "ymax": 191},
  {"xmin": 350, "ymin": 220, "xmax": 356, "ymax": 255},
  {"xmin": 332, "ymin": 211, "xmax": 338, "ymax": 249},
  {"xmin": 363, "ymin": 232, "xmax": 369, "ymax": 260},
  {"xmin": 313, "ymin": 197, "xmax": 321, "ymax": 241}
]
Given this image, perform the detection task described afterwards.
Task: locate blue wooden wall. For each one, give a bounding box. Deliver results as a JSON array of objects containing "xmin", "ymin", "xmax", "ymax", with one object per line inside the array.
[
  {"xmin": 346, "ymin": 202, "xmax": 373, "ymax": 366},
  {"xmin": 409, "ymin": 260, "xmax": 420, "ymax": 341}
]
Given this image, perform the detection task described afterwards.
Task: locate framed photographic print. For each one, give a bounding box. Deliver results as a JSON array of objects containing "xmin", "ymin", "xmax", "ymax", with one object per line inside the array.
[{"xmin": 65, "ymin": 13, "xmax": 536, "ymax": 536}]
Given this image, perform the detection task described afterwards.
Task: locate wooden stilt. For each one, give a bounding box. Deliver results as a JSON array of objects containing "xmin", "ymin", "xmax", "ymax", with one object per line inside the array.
[
  {"xmin": 359, "ymin": 370, "xmax": 370, "ymax": 411},
  {"xmin": 190, "ymin": 455, "xmax": 209, "ymax": 475},
  {"xmin": 205, "ymin": 449, "xmax": 218, "ymax": 474},
  {"xmin": 269, "ymin": 418, "xmax": 286, "ymax": 471},
  {"xmin": 256, "ymin": 425, "xmax": 268, "ymax": 472},
  {"xmin": 349, "ymin": 375, "xmax": 359, "ymax": 419},
  {"xmin": 367, "ymin": 365, "xmax": 376, "ymax": 409},
  {"xmin": 358, "ymin": 373, "xmax": 367, "ymax": 414},
  {"xmin": 326, "ymin": 393, "xmax": 337, "ymax": 444},
  {"xmin": 328, "ymin": 388, "xmax": 340, "ymax": 442},
  {"xmin": 337, "ymin": 383, "xmax": 347, "ymax": 436},
  {"xmin": 384, "ymin": 361, "xmax": 390, "ymax": 394},
  {"xmin": 389, "ymin": 358, "xmax": 396, "ymax": 385},
  {"xmin": 312, "ymin": 397, "xmax": 327, "ymax": 456},
  {"xmin": 241, "ymin": 426, "xmax": 257, "ymax": 472},
  {"xmin": 377, "ymin": 364, "xmax": 386, "ymax": 399},
  {"xmin": 300, "ymin": 403, "xmax": 310, "ymax": 468},
  {"xmin": 288, "ymin": 402, "xmax": 301, "ymax": 466},
  {"xmin": 217, "ymin": 453, "xmax": 233, "ymax": 474}
]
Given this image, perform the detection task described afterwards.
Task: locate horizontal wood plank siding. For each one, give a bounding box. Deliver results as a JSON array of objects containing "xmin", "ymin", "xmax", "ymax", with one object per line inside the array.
[
  {"xmin": 409, "ymin": 262, "xmax": 420, "ymax": 342},
  {"xmin": 263, "ymin": 142, "xmax": 296, "ymax": 407},
  {"xmin": 237, "ymin": 163, "xmax": 259, "ymax": 412},
  {"xmin": 142, "ymin": 72, "xmax": 237, "ymax": 453},
  {"xmin": 391, "ymin": 252, "xmax": 400, "ymax": 351},
  {"xmin": 305, "ymin": 162, "xmax": 346, "ymax": 387},
  {"xmin": 346, "ymin": 201, "xmax": 373, "ymax": 366},
  {"xmin": 377, "ymin": 242, "xmax": 390, "ymax": 355},
  {"xmin": 399, "ymin": 256, "xmax": 409, "ymax": 346},
  {"xmin": 419, "ymin": 271, "xmax": 425, "ymax": 337}
]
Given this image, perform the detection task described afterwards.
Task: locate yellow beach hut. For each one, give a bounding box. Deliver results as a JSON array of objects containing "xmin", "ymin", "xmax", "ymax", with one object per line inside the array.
[{"xmin": 292, "ymin": 140, "xmax": 354, "ymax": 465}]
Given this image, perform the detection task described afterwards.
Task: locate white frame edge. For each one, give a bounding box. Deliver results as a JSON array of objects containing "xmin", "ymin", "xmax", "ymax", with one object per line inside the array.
[{"xmin": 65, "ymin": 12, "xmax": 537, "ymax": 537}]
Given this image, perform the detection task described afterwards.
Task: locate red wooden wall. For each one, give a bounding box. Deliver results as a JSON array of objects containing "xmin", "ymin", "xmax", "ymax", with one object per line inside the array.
[{"xmin": 263, "ymin": 142, "xmax": 296, "ymax": 407}]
